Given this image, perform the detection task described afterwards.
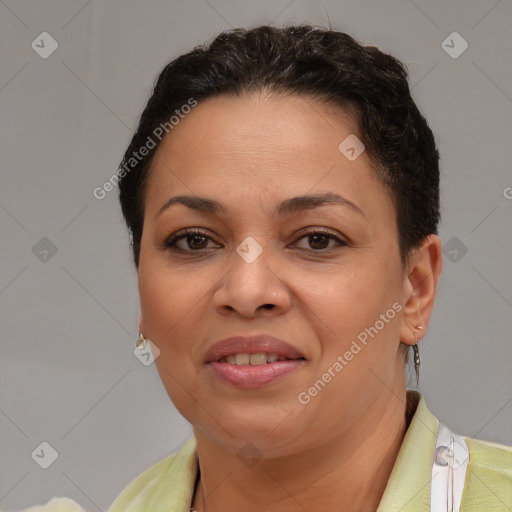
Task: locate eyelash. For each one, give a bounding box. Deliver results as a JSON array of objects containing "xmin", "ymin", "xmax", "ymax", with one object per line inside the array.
[{"xmin": 164, "ymin": 227, "xmax": 348, "ymax": 254}]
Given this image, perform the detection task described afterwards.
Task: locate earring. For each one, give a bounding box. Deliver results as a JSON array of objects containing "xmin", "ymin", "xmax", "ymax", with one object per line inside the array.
[
  {"xmin": 413, "ymin": 325, "xmax": 423, "ymax": 386},
  {"xmin": 136, "ymin": 332, "xmax": 147, "ymax": 351}
]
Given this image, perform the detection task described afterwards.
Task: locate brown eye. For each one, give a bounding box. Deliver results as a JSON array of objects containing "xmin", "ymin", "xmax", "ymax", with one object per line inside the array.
[
  {"xmin": 165, "ymin": 228, "xmax": 219, "ymax": 252},
  {"xmin": 184, "ymin": 233, "xmax": 208, "ymax": 250},
  {"xmin": 294, "ymin": 229, "xmax": 347, "ymax": 252}
]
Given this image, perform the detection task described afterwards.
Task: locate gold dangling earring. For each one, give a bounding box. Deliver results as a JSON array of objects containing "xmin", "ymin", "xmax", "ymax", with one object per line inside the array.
[
  {"xmin": 136, "ymin": 332, "xmax": 147, "ymax": 351},
  {"xmin": 413, "ymin": 335, "xmax": 420, "ymax": 386},
  {"xmin": 413, "ymin": 325, "xmax": 423, "ymax": 386}
]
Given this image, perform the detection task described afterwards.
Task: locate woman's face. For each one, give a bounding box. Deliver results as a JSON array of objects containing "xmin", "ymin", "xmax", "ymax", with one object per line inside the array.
[{"xmin": 138, "ymin": 93, "xmax": 413, "ymax": 456}]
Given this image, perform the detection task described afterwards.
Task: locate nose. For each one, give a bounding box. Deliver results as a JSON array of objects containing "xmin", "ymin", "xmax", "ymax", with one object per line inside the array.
[{"xmin": 213, "ymin": 243, "xmax": 291, "ymax": 318}]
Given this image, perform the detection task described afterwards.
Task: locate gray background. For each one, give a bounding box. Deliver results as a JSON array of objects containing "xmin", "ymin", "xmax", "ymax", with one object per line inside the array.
[{"xmin": 1, "ymin": 1, "xmax": 511, "ymax": 510}]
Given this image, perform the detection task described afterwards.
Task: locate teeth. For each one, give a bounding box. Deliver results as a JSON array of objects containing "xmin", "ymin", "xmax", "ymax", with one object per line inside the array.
[
  {"xmin": 220, "ymin": 353, "xmax": 282, "ymax": 365},
  {"xmin": 249, "ymin": 353, "xmax": 267, "ymax": 366},
  {"xmin": 235, "ymin": 353, "xmax": 250, "ymax": 365}
]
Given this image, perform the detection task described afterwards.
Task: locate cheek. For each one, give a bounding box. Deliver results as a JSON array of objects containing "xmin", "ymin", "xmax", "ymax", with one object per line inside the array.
[
  {"xmin": 305, "ymin": 258, "xmax": 402, "ymax": 357},
  {"xmin": 139, "ymin": 264, "xmax": 202, "ymax": 334},
  {"xmin": 139, "ymin": 266, "xmax": 207, "ymax": 419},
  {"xmin": 138, "ymin": 262, "xmax": 218, "ymax": 377}
]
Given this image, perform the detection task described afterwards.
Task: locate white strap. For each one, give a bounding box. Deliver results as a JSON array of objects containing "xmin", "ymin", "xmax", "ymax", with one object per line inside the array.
[{"xmin": 430, "ymin": 422, "xmax": 470, "ymax": 512}]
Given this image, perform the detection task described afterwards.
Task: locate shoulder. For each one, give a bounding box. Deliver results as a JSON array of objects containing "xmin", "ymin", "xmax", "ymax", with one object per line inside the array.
[
  {"xmin": 461, "ymin": 436, "xmax": 512, "ymax": 508},
  {"xmin": 465, "ymin": 436, "xmax": 512, "ymax": 472},
  {"xmin": 107, "ymin": 436, "xmax": 197, "ymax": 512},
  {"xmin": 12, "ymin": 497, "xmax": 86, "ymax": 512},
  {"xmin": 107, "ymin": 452, "xmax": 179, "ymax": 512}
]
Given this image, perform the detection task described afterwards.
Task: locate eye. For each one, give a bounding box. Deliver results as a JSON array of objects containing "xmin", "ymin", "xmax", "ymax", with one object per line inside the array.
[
  {"xmin": 164, "ymin": 228, "xmax": 221, "ymax": 252},
  {"xmin": 164, "ymin": 227, "xmax": 348, "ymax": 254},
  {"xmin": 292, "ymin": 228, "xmax": 348, "ymax": 252}
]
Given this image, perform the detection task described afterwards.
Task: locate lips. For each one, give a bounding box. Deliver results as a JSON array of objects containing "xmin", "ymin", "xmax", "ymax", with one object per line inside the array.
[
  {"xmin": 204, "ymin": 335, "xmax": 307, "ymax": 388},
  {"xmin": 204, "ymin": 334, "xmax": 306, "ymax": 364}
]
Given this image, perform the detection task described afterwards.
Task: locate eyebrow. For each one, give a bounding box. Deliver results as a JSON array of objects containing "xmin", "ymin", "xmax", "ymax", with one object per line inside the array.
[{"xmin": 155, "ymin": 192, "xmax": 366, "ymax": 220}]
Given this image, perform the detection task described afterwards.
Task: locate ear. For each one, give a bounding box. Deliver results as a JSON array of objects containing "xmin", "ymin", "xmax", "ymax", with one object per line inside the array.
[{"xmin": 399, "ymin": 235, "xmax": 443, "ymax": 345}]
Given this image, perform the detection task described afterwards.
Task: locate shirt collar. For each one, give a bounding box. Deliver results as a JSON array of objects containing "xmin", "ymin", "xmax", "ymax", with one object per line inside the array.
[{"xmin": 377, "ymin": 390, "xmax": 439, "ymax": 511}]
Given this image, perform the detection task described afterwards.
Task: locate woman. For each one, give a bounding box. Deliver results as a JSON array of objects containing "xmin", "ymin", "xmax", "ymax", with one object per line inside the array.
[{"xmin": 25, "ymin": 24, "xmax": 511, "ymax": 512}]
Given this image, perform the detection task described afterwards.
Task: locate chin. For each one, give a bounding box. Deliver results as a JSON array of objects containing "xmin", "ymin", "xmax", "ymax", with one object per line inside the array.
[{"xmin": 194, "ymin": 405, "xmax": 306, "ymax": 453}]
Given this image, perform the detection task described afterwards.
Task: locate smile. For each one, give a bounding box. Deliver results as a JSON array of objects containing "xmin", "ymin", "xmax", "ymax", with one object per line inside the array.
[{"xmin": 217, "ymin": 353, "xmax": 304, "ymax": 365}]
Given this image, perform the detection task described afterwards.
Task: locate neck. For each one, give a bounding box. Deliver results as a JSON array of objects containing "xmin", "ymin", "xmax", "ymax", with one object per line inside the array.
[{"xmin": 192, "ymin": 387, "xmax": 412, "ymax": 512}]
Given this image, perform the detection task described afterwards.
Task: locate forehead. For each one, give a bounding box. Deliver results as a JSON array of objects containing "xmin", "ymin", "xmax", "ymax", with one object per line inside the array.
[
  {"xmin": 143, "ymin": 93, "xmax": 392, "ymax": 222},
  {"xmin": 153, "ymin": 93, "xmax": 360, "ymax": 162}
]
